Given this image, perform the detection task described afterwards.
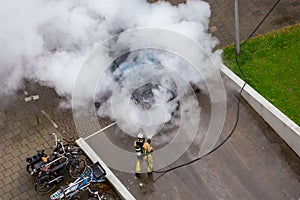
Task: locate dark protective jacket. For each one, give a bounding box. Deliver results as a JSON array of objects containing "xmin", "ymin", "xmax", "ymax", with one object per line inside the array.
[{"xmin": 134, "ymin": 140, "xmax": 153, "ymax": 154}]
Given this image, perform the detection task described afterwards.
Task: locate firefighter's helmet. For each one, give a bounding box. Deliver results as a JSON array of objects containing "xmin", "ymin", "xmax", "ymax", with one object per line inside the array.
[{"xmin": 137, "ymin": 132, "xmax": 145, "ymax": 140}]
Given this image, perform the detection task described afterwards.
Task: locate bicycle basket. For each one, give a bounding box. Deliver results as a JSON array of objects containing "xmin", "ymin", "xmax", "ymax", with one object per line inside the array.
[{"xmin": 92, "ymin": 162, "xmax": 106, "ymax": 180}]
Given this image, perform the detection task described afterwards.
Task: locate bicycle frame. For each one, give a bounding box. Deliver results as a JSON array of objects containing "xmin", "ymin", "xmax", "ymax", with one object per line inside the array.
[
  {"xmin": 50, "ymin": 162, "xmax": 106, "ymax": 200},
  {"xmin": 26, "ymin": 133, "xmax": 67, "ymax": 176}
]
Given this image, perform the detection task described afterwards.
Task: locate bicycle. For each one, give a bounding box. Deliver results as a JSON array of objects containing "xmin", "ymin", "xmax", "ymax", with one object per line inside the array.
[
  {"xmin": 35, "ymin": 134, "xmax": 87, "ymax": 194},
  {"xmin": 26, "ymin": 133, "xmax": 86, "ymax": 177},
  {"xmin": 50, "ymin": 162, "xmax": 107, "ymax": 200}
]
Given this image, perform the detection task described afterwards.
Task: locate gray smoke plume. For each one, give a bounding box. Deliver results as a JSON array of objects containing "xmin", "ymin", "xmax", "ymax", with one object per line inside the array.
[
  {"xmin": 1, "ymin": 0, "xmax": 223, "ymax": 139},
  {"xmin": 0, "ymin": 0, "xmax": 220, "ymax": 97}
]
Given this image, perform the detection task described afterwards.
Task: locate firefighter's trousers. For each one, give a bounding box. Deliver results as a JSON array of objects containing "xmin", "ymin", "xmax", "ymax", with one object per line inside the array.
[{"xmin": 136, "ymin": 153, "xmax": 153, "ymax": 173}]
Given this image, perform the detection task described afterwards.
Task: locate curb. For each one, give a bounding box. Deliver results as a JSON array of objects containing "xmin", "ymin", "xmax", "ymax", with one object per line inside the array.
[
  {"xmin": 76, "ymin": 138, "xmax": 136, "ymax": 200},
  {"xmin": 221, "ymin": 65, "xmax": 300, "ymax": 156}
]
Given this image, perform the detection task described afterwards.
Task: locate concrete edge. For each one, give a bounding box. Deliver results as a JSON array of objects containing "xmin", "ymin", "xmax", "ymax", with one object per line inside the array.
[
  {"xmin": 76, "ymin": 138, "xmax": 136, "ymax": 200},
  {"xmin": 220, "ymin": 64, "xmax": 300, "ymax": 156}
]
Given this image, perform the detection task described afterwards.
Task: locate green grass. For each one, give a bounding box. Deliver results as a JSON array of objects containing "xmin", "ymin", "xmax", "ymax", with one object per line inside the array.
[{"xmin": 223, "ymin": 23, "xmax": 300, "ymax": 126}]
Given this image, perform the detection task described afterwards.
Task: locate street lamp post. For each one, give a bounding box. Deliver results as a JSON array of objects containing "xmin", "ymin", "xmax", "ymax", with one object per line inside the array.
[
  {"xmin": 24, "ymin": 93, "xmax": 40, "ymax": 124},
  {"xmin": 235, "ymin": 0, "xmax": 240, "ymax": 55}
]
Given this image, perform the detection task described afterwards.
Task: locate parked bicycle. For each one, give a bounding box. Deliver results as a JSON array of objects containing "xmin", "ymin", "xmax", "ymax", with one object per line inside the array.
[
  {"xmin": 26, "ymin": 149, "xmax": 48, "ymax": 176},
  {"xmin": 34, "ymin": 134, "xmax": 87, "ymax": 194},
  {"xmin": 26, "ymin": 133, "xmax": 85, "ymax": 177},
  {"xmin": 50, "ymin": 162, "xmax": 108, "ymax": 200}
]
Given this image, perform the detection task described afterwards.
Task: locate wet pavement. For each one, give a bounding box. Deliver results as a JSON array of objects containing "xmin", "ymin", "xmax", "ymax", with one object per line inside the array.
[
  {"xmin": 85, "ymin": 79, "xmax": 300, "ymax": 200},
  {"xmin": 0, "ymin": 0, "xmax": 299, "ymax": 199}
]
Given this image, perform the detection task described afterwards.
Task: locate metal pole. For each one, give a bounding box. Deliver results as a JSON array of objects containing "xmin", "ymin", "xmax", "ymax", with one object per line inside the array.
[
  {"xmin": 31, "ymin": 96, "xmax": 40, "ymax": 124},
  {"xmin": 24, "ymin": 93, "xmax": 40, "ymax": 124},
  {"xmin": 235, "ymin": 0, "xmax": 240, "ymax": 54}
]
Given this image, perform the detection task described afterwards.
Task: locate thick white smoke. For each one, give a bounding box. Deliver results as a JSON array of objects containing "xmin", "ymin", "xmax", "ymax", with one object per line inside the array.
[
  {"xmin": 93, "ymin": 49, "xmax": 203, "ymax": 138},
  {"xmin": 0, "ymin": 0, "xmax": 220, "ymax": 97},
  {"xmin": 1, "ymin": 0, "xmax": 222, "ymax": 139}
]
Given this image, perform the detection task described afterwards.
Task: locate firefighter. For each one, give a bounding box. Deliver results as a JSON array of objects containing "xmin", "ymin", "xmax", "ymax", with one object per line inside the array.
[{"xmin": 134, "ymin": 132, "xmax": 153, "ymax": 177}]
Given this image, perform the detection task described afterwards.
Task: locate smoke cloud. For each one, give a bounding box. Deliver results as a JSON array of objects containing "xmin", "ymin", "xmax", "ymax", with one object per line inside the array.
[
  {"xmin": 0, "ymin": 0, "xmax": 220, "ymax": 97},
  {"xmin": 1, "ymin": 0, "xmax": 223, "ymax": 139}
]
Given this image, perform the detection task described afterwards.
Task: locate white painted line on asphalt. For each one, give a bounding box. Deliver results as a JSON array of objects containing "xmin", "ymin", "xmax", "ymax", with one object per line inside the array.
[
  {"xmin": 41, "ymin": 110, "xmax": 59, "ymax": 129},
  {"xmin": 84, "ymin": 122, "xmax": 117, "ymax": 140},
  {"xmin": 76, "ymin": 138, "xmax": 136, "ymax": 200}
]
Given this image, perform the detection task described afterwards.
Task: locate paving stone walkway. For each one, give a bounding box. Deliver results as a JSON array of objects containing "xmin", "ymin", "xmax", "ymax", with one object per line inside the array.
[{"xmin": 0, "ymin": 92, "xmax": 58, "ymax": 200}]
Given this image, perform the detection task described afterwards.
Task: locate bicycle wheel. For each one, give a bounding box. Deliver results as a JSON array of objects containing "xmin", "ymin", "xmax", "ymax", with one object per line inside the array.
[
  {"xmin": 89, "ymin": 183, "xmax": 118, "ymax": 200},
  {"xmin": 68, "ymin": 158, "xmax": 87, "ymax": 178},
  {"xmin": 35, "ymin": 175, "xmax": 57, "ymax": 194},
  {"xmin": 102, "ymin": 192, "xmax": 117, "ymax": 200},
  {"xmin": 88, "ymin": 192, "xmax": 117, "ymax": 200},
  {"xmin": 65, "ymin": 144, "xmax": 87, "ymax": 159},
  {"xmin": 88, "ymin": 196, "xmax": 99, "ymax": 200}
]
